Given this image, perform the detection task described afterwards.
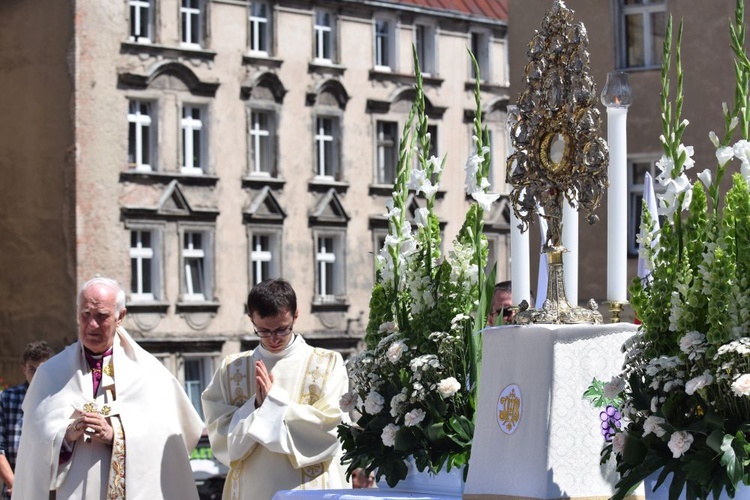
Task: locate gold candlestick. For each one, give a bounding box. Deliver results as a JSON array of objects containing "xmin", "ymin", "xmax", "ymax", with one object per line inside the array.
[{"xmin": 606, "ymin": 301, "xmax": 628, "ymax": 323}]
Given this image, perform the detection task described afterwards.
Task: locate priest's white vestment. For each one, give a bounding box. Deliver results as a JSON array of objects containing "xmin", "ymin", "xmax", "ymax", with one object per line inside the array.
[
  {"xmin": 202, "ymin": 336, "xmax": 349, "ymax": 500},
  {"xmin": 12, "ymin": 327, "xmax": 204, "ymax": 500}
]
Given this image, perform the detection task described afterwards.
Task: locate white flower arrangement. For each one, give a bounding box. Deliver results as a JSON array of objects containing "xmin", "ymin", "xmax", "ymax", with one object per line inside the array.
[
  {"xmin": 604, "ymin": 2, "xmax": 750, "ymax": 497},
  {"xmin": 337, "ymin": 49, "xmax": 496, "ymax": 487}
]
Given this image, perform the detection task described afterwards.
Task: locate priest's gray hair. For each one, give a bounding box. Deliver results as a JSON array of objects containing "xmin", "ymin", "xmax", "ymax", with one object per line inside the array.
[{"xmin": 78, "ymin": 277, "xmax": 127, "ymax": 317}]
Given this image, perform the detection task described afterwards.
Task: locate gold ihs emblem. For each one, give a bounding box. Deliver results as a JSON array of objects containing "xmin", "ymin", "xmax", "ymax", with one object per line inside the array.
[{"xmin": 498, "ymin": 388, "xmax": 521, "ymax": 431}]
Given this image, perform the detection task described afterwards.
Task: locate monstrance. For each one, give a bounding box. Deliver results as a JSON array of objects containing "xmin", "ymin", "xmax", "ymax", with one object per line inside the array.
[{"xmin": 507, "ymin": 0, "xmax": 608, "ymax": 324}]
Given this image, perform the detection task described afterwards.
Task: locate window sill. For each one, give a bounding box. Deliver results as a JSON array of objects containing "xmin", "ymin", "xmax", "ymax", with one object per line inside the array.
[
  {"xmin": 242, "ymin": 175, "xmax": 286, "ymax": 189},
  {"xmin": 242, "ymin": 54, "xmax": 284, "ymax": 69},
  {"xmin": 176, "ymin": 301, "xmax": 221, "ymax": 314},
  {"xmin": 308, "ymin": 178, "xmax": 349, "ymax": 194},
  {"xmin": 369, "ymin": 69, "xmax": 444, "ymax": 87},
  {"xmin": 125, "ymin": 301, "xmax": 170, "ymax": 314},
  {"xmin": 120, "ymin": 170, "xmax": 219, "ymax": 187},
  {"xmin": 464, "ymin": 80, "xmax": 509, "ymax": 93},
  {"xmin": 311, "ymin": 297, "xmax": 350, "ymax": 313},
  {"xmin": 308, "ymin": 61, "xmax": 346, "ymax": 76},
  {"xmin": 120, "ymin": 41, "xmax": 217, "ymax": 61}
]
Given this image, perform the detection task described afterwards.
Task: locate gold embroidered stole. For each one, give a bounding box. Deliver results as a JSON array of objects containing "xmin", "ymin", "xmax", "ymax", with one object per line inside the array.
[
  {"xmin": 88, "ymin": 354, "xmax": 126, "ymax": 500},
  {"xmin": 225, "ymin": 348, "xmax": 338, "ymax": 498}
]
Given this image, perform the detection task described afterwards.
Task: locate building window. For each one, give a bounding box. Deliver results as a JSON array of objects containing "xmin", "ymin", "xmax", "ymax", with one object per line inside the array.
[
  {"xmin": 470, "ymin": 31, "xmax": 490, "ymax": 81},
  {"xmin": 181, "ymin": 0, "xmax": 203, "ymax": 47},
  {"xmin": 249, "ymin": 1, "xmax": 271, "ymax": 55},
  {"xmin": 618, "ymin": 0, "xmax": 667, "ymax": 69},
  {"xmin": 315, "ymin": 116, "xmax": 339, "ymax": 179},
  {"xmin": 315, "ymin": 233, "xmax": 345, "ymax": 300},
  {"xmin": 374, "ymin": 19, "xmax": 395, "ymax": 71},
  {"xmin": 628, "ymin": 157, "xmax": 664, "ymax": 255},
  {"xmin": 376, "ymin": 121, "xmax": 398, "ymax": 185},
  {"xmin": 314, "ymin": 10, "xmax": 334, "ymax": 63},
  {"xmin": 129, "ymin": 0, "xmax": 153, "ymax": 43},
  {"xmin": 129, "ymin": 229, "xmax": 158, "ymax": 301},
  {"xmin": 181, "ymin": 105, "xmax": 206, "ymax": 175},
  {"xmin": 415, "ymin": 23, "xmax": 436, "ymax": 75},
  {"xmin": 183, "ymin": 356, "xmax": 213, "ymax": 419},
  {"xmin": 249, "ymin": 109, "xmax": 275, "ymax": 176},
  {"xmin": 182, "ymin": 230, "xmax": 212, "ymax": 301},
  {"xmin": 128, "ymin": 100, "xmax": 154, "ymax": 171},
  {"xmin": 250, "ymin": 231, "xmax": 281, "ymax": 285}
]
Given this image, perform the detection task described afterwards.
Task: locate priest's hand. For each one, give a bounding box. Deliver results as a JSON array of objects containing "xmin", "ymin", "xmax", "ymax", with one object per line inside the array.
[
  {"xmin": 255, "ymin": 360, "xmax": 274, "ymax": 408},
  {"xmin": 79, "ymin": 411, "xmax": 114, "ymax": 444}
]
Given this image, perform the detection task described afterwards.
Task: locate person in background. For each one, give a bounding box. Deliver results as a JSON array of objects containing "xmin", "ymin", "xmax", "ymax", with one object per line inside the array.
[
  {"xmin": 0, "ymin": 341, "xmax": 55, "ymax": 499},
  {"xmin": 12, "ymin": 277, "xmax": 204, "ymax": 499},
  {"xmin": 351, "ymin": 468, "xmax": 375, "ymax": 489},
  {"xmin": 202, "ymin": 278, "xmax": 350, "ymax": 500},
  {"xmin": 488, "ymin": 281, "xmax": 515, "ymax": 326}
]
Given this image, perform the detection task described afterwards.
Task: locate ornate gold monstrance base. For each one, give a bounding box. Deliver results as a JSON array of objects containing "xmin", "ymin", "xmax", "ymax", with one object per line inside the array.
[{"xmin": 515, "ymin": 248, "xmax": 602, "ymax": 325}]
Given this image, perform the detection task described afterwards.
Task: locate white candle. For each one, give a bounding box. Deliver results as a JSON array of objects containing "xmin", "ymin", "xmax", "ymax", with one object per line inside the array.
[
  {"xmin": 562, "ymin": 198, "xmax": 578, "ymax": 306},
  {"xmin": 606, "ymin": 106, "xmax": 628, "ymax": 302},
  {"xmin": 510, "ymin": 209, "xmax": 531, "ymax": 307}
]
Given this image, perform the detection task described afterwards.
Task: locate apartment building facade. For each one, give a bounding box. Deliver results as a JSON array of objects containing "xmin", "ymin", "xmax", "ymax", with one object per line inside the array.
[{"xmin": 0, "ymin": 0, "xmax": 510, "ymax": 411}]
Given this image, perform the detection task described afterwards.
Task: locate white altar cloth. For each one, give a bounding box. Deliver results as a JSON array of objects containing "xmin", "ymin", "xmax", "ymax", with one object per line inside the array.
[
  {"xmin": 464, "ymin": 323, "xmax": 642, "ymax": 500},
  {"xmin": 272, "ymin": 489, "xmax": 460, "ymax": 500}
]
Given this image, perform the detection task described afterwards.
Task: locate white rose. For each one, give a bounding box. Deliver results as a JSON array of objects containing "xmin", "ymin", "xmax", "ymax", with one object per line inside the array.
[
  {"xmin": 612, "ymin": 432, "xmax": 627, "ymax": 455},
  {"xmin": 381, "ymin": 423, "xmax": 400, "ymax": 447},
  {"xmin": 387, "ymin": 341, "xmax": 407, "ymax": 363},
  {"xmin": 685, "ymin": 372, "xmax": 713, "ymax": 395},
  {"xmin": 339, "ymin": 390, "xmax": 358, "ymax": 413},
  {"xmin": 437, "ymin": 377, "xmax": 461, "ymax": 398},
  {"xmin": 731, "ymin": 374, "xmax": 750, "ymax": 396},
  {"xmin": 364, "ymin": 391, "xmax": 385, "ymax": 415},
  {"xmin": 404, "ymin": 408, "xmax": 426, "ymax": 427},
  {"xmin": 668, "ymin": 431, "xmax": 694, "ymax": 458},
  {"xmin": 643, "ymin": 415, "xmax": 667, "ymax": 438},
  {"xmin": 679, "ymin": 331, "xmax": 705, "ymax": 354}
]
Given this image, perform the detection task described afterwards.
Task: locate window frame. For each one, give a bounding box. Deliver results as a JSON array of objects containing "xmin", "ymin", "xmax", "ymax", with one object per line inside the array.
[
  {"xmin": 248, "ymin": 227, "xmax": 282, "ymax": 286},
  {"xmin": 180, "ymin": 0, "xmax": 204, "ymax": 48},
  {"xmin": 129, "ymin": 0, "xmax": 154, "ymax": 43},
  {"xmin": 376, "ymin": 120, "xmax": 398, "ymax": 185},
  {"xmin": 313, "ymin": 230, "xmax": 346, "ymax": 303},
  {"xmin": 374, "ymin": 17, "xmax": 397, "ymax": 71},
  {"xmin": 469, "ymin": 30, "xmax": 491, "ymax": 81},
  {"xmin": 248, "ymin": 107, "xmax": 277, "ymax": 176},
  {"xmin": 314, "ymin": 115, "xmax": 340, "ymax": 180},
  {"xmin": 248, "ymin": 1, "xmax": 272, "ymax": 56},
  {"xmin": 414, "ymin": 22, "xmax": 437, "ymax": 76},
  {"xmin": 179, "ymin": 225, "xmax": 215, "ymax": 302},
  {"xmin": 128, "ymin": 99, "xmax": 156, "ymax": 172},
  {"xmin": 182, "ymin": 355, "xmax": 214, "ymax": 419},
  {"xmin": 617, "ymin": 0, "xmax": 667, "ymax": 69},
  {"xmin": 181, "ymin": 104, "xmax": 208, "ymax": 175},
  {"xmin": 314, "ymin": 9, "xmax": 336, "ymax": 63},
  {"xmin": 126, "ymin": 222, "xmax": 164, "ymax": 303}
]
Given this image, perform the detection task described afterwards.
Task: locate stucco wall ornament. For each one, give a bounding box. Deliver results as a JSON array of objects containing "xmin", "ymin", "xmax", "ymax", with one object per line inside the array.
[{"xmin": 507, "ymin": 0, "xmax": 608, "ymax": 324}]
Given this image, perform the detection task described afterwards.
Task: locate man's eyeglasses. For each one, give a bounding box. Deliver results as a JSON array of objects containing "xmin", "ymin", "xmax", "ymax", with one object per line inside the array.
[{"xmin": 253, "ymin": 323, "xmax": 294, "ymax": 338}]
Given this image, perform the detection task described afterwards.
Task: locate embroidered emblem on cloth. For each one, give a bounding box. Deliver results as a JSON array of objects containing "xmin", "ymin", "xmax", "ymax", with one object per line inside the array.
[
  {"xmin": 106, "ymin": 416, "xmax": 126, "ymax": 499},
  {"xmin": 497, "ymin": 384, "xmax": 523, "ymax": 434}
]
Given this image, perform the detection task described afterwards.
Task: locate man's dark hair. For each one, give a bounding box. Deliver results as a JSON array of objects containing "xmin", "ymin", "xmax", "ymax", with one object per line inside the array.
[
  {"xmin": 247, "ymin": 278, "xmax": 297, "ymax": 318},
  {"xmin": 23, "ymin": 341, "xmax": 54, "ymax": 363},
  {"xmin": 494, "ymin": 281, "xmax": 512, "ymax": 293}
]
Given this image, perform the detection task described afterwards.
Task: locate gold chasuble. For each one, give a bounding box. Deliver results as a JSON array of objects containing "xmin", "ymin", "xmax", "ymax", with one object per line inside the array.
[{"xmin": 203, "ymin": 335, "xmax": 350, "ymax": 500}]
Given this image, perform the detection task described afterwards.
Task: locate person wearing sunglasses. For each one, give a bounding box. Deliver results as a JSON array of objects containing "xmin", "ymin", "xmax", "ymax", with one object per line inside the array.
[
  {"xmin": 202, "ymin": 278, "xmax": 350, "ymax": 499},
  {"xmin": 487, "ymin": 281, "xmax": 515, "ymax": 326}
]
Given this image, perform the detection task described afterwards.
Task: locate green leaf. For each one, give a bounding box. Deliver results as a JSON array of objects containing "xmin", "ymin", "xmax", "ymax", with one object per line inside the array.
[{"xmin": 721, "ymin": 433, "xmax": 744, "ymax": 485}]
